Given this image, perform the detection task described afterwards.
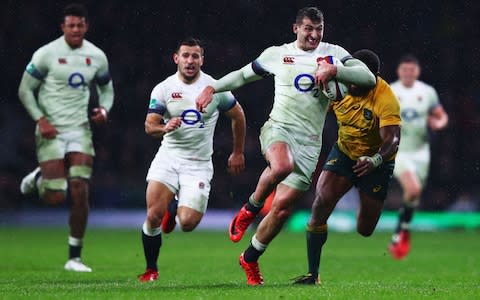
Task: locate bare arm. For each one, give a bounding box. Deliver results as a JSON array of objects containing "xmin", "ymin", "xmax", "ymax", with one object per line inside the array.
[
  {"xmin": 223, "ymin": 103, "xmax": 246, "ymax": 175},
  {"xmin": 428, "ymin": 105, "xmax": 448, "ymax": 131},
  {"xmin": 353, "ymin": 125, "xmax": 401, "ymax": 177},
  {"xmin": 144, "ymin": 113, "xmax": 181, "ymax": 138}
]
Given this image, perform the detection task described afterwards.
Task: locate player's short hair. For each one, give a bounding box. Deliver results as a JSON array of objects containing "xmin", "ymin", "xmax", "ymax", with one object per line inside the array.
[
  {"xmin": 398, "ymin": 54, "xmax": 419, "ymax": 66},
  {"xmin": 296, "ymin": 7, "xmax": 324, "ymax": 24},
  {"xmin": 176, "ymin": 37, "xmax": 204, "ymax": 55},
  {"xmin": 62, "ymin": 3, "xmax": 89, "ymax": 23},
  {"xmin": 353, "ymin": 49, "xmax": 381, "ymax": 75}
]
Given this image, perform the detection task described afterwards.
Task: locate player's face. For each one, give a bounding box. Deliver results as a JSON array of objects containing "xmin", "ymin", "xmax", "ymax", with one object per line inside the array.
[
  {"xmin": 293, "ymin": 18, "xmax": 323, "ymax": 51},
  {"xmin": 174, "ymin": 45, "xmax": 204, "ymax": 83},
  {"xmin": 61, "ymin": 16, "xmax": 88, "ymax": 48},
  {"xmin": 397, "ymin": 62, "xmax": 420, "ymax": 87}
]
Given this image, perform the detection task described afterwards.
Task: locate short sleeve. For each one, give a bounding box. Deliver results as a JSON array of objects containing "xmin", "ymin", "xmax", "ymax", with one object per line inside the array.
[
  {"xmin": 148, "ymin": 84, "xmax": 166, "ymax": 115},
  {"xmin": 25, "ymin": 48, "xmax": 49, "ymax": 80},
  {"xmin": 376, "ymin": 83, "xmax": 401, "ymax": 128},
  {"xmin": 214, "ymin": 91, "xmax": 237, "ymax": 112},
  {"xmin": 95, "ymin": 52, "xmax": 112, "ymax": 86},
  {"xmin": 427, "ymin": 86, "xmax": 441, "ymax": 113},
  {"xmin": 251, "ymin": 46, "xmax": 278, "ymax": 77}
]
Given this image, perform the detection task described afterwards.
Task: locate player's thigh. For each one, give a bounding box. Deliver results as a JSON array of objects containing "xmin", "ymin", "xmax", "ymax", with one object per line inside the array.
[
  {"xmin": 311, "ymin": 170, "xmax": 353, "ymax": 224},
  {"xmin": 260, "ymin": 123, "xmax": 295, "ymax": 168},
  {"xmin": 357, "ymin": 191, "xmax": 384, "ymax": 236},
  {"xmin": 177, "ymin": 161, "xmax": 213, "ymax": 214},
  {"xmin": 264, "ymin": 142, "xmax": 294, "ymax": 171},
  {"xmin": 36, "ymin": 128, "xmax": 67, "ymax": 163},
  {"xmin": 397, "ymin": 170, "xmax": 422, "ymax": 198},
  {"xmin": 39, "ymin": 159, "xmax": 66, "ymax": 179},
  {"xmin": 146, "ymin": 180, "xmax": 176, "ymax": 218},
  {"xmin": 64, "ymin": 128, "xmax": 96, "ymax": 158}
]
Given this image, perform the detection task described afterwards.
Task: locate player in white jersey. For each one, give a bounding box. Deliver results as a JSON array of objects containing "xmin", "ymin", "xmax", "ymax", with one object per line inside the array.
[
  {"xmin": 138, "ymin": 38, "xmax": 246, "ymax": 282},
  {"xmin": 17, "ymin": 4, "xmax": 114, "ymax": 272},
  {"xmin": 196, "ymin": 7, "xmax": 376, "ymax": 285},
  {"xmin": 388, "ymin": 55, "xmax": 448, "ymax": 259}
]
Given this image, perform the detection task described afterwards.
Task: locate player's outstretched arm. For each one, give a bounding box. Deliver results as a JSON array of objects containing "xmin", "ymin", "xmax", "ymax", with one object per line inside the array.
[
  {"xmin": 428, "ymin": 105, "xmax": 448, "ymax": 131},
  {"xmin": 336, "ymin": 58, "xmax": 376, "ymax": 87},
  {"xmin": 196, "ymin": 64, "xmax": 262, "ymax": 112},
  {"xmin": 144, "ymin": 113, "xmax": 181, "ymax": 138},
  {"xmin": 224, "ymin": 103, "xmax": 246, "ymax": 175},
  {"xmin": 353, "ymin": 125, "xmax": 401, "ymax": 177}
]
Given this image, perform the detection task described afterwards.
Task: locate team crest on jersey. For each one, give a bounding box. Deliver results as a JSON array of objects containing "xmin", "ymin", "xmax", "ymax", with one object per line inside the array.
[
  {"xmin": 171, "ymin": 92, "xmax": 183, "ymax": 99},
  {"xmin": 363, "ymin": 108, "xmax": 373, "ymax": 120},
  {"xmin": 417, "ymin": 95, "xmax": 423, "ymax": 102},
  {"xmin": 86, "ymin": 57, "xmax": 91, "ymax": 66},
  {"xmin": 58, "ymin": 58, "xmax": 67, "ymax": 64},
  {"xmin": 198, "ymin": 182, "xmax": 205, "ymax": 189},
  {"xmin": 283, "ymin": 56, "xmax": 295, "ymax": 64}
]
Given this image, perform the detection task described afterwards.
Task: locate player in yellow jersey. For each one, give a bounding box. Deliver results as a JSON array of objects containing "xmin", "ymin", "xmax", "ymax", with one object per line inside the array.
[{"xmin": 293, "ymin": 49, "xmax": 401, "ymax": 284}]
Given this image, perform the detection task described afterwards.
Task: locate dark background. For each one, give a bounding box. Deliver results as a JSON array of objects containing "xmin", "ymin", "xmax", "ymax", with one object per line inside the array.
[{"xmin": 1, "ymin": 0, "xmax": 479, "ymax": 211}]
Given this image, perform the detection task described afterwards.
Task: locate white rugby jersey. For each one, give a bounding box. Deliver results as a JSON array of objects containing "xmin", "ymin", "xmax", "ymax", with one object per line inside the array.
[
  {"xmin": 390, "ymin": 80, "xmax": 440, "ymax": 151},
  {"xmin": 25, "ymin": 36, "xmax": 112, "ymax": 128},
  {"xmin": 148, "ymin": 71, "xmax": 236, "ymax": 161},
  {"xmin": 252, "ymin": 41, "xmax": 351, "ymax": 145}
]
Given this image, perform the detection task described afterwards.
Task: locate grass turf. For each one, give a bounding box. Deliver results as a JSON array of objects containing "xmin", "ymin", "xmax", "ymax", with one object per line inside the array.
[{"xmin": 0, "ymin": 227, "xmax": 478, "ymax": 299}]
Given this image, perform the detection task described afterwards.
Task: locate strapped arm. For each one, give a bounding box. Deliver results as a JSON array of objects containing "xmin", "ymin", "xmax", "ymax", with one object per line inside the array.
[
  {"xmin": 336, "ymin": 58, "xmax": 376, "ymax": 87},
  {"xmin": 212, "ymin": 64, "xmax": 263, "ymax": 93},
  {"xmin": 18, "ymin": 72, "xmax": 43, "ymax": 121}
]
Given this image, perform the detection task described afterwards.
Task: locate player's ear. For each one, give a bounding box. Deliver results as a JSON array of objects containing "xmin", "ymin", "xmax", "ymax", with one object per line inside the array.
[
  {"xmin": 292, "ymin": 23, "xmax": 298, "ymax": 34},
  {"xmin": 173, "ymin": 53, "xmax": 179, "ymax": 64}
]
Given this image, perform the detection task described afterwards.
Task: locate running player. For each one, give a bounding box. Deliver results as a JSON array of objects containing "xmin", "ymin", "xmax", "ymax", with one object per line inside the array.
[
  {"xmin": 388, "ymin": 55, "xmax": 448, "ymax": 259},
  {"xmin": 138, "ymin": 38, "xmax": 246, "ymax": 282},
  {"xmin": 18, "ymin": 3, "xmax": 114, "ymax": 272},
  {"xmin": 293, "ymin": 49, "xmax": 401, "ymax": 284},
  {"xmin": 196, "ymin": 7, "xmax": 376, "ymax": 286}
]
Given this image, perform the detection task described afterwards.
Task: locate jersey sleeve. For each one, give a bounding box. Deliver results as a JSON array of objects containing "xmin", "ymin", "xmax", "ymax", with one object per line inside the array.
[
  {"xmin": 376, "ymin": 83, "xmax": 401, "ymax": 128},
  {"xmin": 213, "ymin": 91, "xmax": 237, "ymax": 112},
  {"xmin": 427, "ymin": 86, "xmax": 441, "ymax": 113},
  {"xmin": 25, "ymin": 47, "xmax": 49, "ymax": 80},
  {"xmin": 333, "ymin": 45, "xmax": 353, "ymax": 64},
  {"xmin": 148, "ymin": 84, "xmax": 167, "ymax": 115},
  {"xmin": 251, "ymin": 46, "xmax": 278, "ymax": 77},
  {"xmin": 95, "ymin": 52, "xmax": 112, "ymax": 85}
]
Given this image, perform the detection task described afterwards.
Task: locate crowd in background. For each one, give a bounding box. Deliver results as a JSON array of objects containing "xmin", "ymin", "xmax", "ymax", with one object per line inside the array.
[{"xmin": 1, "ymin": 0, "xmax": 479, "ymax": 211}]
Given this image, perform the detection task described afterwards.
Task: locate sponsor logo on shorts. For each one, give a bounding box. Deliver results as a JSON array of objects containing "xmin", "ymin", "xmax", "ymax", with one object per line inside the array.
[
  {"xmin": 326, "ymin": 158, "xmax": 338, "ymax": 165},
  {"xmin": 171, "ymin": 92, "xmax": 183, "ymax": 99},
  {"xmin": 198, "ymin": 182, "xmax": 205, "ymax": 189},
  {"xmin": 283, "ymin": 56, "xmax": 295, "ymax": 64},
  {"xmin": 373, "ymin": 185, "xmax": 382, "ymax": 193}
]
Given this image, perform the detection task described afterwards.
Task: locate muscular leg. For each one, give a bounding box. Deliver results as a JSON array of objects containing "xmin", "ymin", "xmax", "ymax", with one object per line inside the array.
[
  {"xmin": 242, "ymin": 184, "xmax": 303, "ymax": 262},
  {"xmin": 142, "ymin": 180, "xmax": 175, "ymax": 271},
  {"xmin": 177, "ymin": 206, "xmax": 203, "ymax": 232},
  {"xmin": 39, "ymin": 159, "xmax": 67, "ymax": 205},
  {"xmin": 395, "ymin": 170, "xmax": 422, "ymax": 233},
  {"xmin": 357, "ymin": 191, "xmax": 384, "ymax": 237},
  {"xmin": 249, "ymin": 142, "xmax": 294, "ymax": 209},
  {"xmin": 305, "ymin": 171, "xmax": 352, "ymax": 279}
]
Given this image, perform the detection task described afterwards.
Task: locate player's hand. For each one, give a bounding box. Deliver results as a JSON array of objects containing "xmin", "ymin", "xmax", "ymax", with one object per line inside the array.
[
  {"xmin": 37, "ymin": 117, "xmax": 58, "ymax": 139},
  {"xmin": 315, "ymin": 61, "xmax": 337, "ymax": 88},
  {"xmin": 91, "ymin": 107, "xmax": 108, "ymax": 125},
  {"xmin": 428, "ymin": 116, "xmax": 444, "ymax": 131},
  {"xmin": 228, "ymin": 152, "xmax": 245, "ymax": 175},
  {"xmin": 164, "ymin": 117, "xmax": 182, "ymax": 133},
  {"xmin": 196, "ymin": 86, "xmax": 215, "ymax": 113},
  {"xmin": 352, "ymin": 156, "xmax": 376, "ymax": 177}
]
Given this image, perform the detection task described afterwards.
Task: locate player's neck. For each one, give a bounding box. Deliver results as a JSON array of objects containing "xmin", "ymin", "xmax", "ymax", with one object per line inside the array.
[
  {"xmin": 401, "ymin": 81, "xmax": 415, "ymax": 88},
  {"xmin": 177, "ymin": 72, "xmax": 201, "ymax": 84},
  {"xmin": 63, "ymin": 36, "xmax": 83, "ymax": 49}
]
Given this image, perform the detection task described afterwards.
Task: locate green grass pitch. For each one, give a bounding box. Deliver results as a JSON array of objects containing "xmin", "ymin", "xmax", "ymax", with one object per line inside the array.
[{"xmin": 1, "ymin": 227, "xmax": 479, "ymax": 299}]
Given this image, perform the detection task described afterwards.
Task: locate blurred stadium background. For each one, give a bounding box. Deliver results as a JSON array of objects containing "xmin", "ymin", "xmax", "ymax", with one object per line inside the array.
[{"xmin": 1, "ymin": 0, "xmax": 479, "ymax": 230}]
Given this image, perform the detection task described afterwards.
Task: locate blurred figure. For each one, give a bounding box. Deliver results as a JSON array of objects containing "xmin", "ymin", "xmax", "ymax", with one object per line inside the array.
[
  {"xmin": 17, "ymin": 3, "xmax": 114, "ymax": 272},
  {"xmin": 293, "ymin": 49, "xmax": 401, "ymax": 284},
  {"xmin": 196, "ymin": 7, "xmax": 375, "ymax": 286},
  {"xmin": 388, "ymin": 55, "xmax": 448, "ymax": 259},
  {"xmin": 138, "ymin": 38, "xmax": 246, "ymax": 282}
]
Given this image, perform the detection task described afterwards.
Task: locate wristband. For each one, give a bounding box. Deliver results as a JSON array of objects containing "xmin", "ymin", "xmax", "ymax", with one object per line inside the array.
[{"xmin": 370, "ymin": 153, "xmax": 383, "ymax": 168}]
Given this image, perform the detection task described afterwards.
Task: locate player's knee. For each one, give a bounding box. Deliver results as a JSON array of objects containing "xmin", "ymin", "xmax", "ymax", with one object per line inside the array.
[
  {"xmin": 44, "ymin": 190, "xmax": 66, "ymax": 206},
  {"xmin": 147, "ymin": 209, "xmax": 162, "ymax": 227},
  {"xmin": 179, "ymin": 219, "xmax": 200, "ymax": 232},
  {"xmin": 271, "ymin": 204, "xmax": 294, "ymax": 221},
  {"xmin": 270, "ymin": 161, "xmax": 294, "ymax": 182},
  {"xmin": 357, "ymin": 225, "xmax": 374, "ymax": 237},
  {"xmin": 406, "ymin": 187, "xmax": 422, "ymax": 200}
]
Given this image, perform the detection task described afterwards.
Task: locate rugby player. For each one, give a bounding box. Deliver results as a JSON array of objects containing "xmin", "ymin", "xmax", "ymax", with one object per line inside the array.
[
  {"xmin": 18, "ymin": 3, "xmax": 114, "ymax": 272},
  {"xmin": 196, "ymin": 7, "xmax": 376, "ymax": 285}
]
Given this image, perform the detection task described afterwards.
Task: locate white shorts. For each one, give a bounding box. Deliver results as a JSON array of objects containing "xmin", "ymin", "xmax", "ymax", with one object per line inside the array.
[
  {"xmin": 146, "ymin": 147, "xmax": 213, "ymax": 213},
  {"xmin": 393, "ymin": 145, "xmax": 430, "ymax": 186}
]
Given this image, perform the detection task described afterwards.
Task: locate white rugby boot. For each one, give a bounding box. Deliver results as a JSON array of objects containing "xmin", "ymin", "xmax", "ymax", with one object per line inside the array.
[
  {"xmin": 20, "ymin": 167, "xmax": 41, "ymax": 195},
  {"xmin": 64, "ymin": 258, "xmax": 92, "ymax": 272}
]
